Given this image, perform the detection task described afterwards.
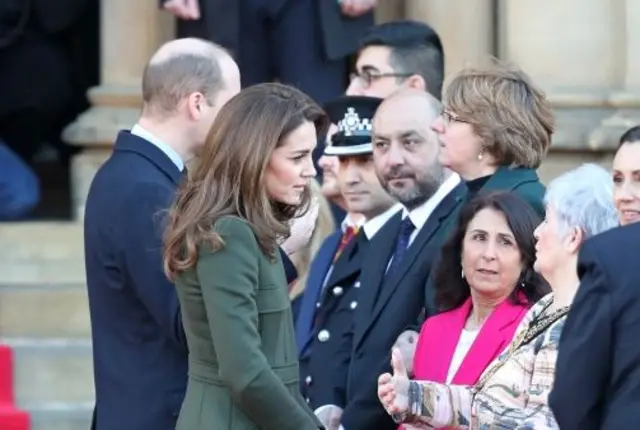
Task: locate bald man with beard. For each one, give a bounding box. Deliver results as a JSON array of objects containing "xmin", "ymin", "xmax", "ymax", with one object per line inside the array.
[{"xmin": 331, "ymin": 90, "xmax": 465, "ymax": 430}]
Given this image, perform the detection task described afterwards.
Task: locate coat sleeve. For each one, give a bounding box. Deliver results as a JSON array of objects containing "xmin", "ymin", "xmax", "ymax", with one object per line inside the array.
[
  {"xmin": 197, "ymin": 218, "xmax": 319, "ymax": 430},
  {"xmin": 549, "ymin": 242, "xmax": 612, "ymax": 430},
  {"xmin": 402, "ymin": 382, "xmax": 473, "ymax": 428},
  {"xmin": 120, "ymin": 182, "xmax": 186, "ymax": 349}
]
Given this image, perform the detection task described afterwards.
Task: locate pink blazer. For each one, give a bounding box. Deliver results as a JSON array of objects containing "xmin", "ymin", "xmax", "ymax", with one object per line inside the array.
[
  {"xmin": 413, "ymin": 296, "xmax": 529, "ymax": 385},
  {"xmin": 399, "ymin": 297, "xmax": 529, "ymax": 430}
]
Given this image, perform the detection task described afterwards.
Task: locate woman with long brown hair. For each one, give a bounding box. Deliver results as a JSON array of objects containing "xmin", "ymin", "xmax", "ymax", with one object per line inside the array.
[{"xmin": 163, "ymin": 83, "xmax": 328, "ymax": 430}]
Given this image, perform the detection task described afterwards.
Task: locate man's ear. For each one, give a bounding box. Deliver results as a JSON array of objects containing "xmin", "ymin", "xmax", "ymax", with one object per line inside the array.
[{"xmin": 405, "ymin": 74, "xmax": 427, "ymax": 92}]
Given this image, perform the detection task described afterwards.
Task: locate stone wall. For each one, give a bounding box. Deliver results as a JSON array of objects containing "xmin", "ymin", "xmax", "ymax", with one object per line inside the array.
[{"xmin": 64, "ymin": 0, "xmax": 638, "ymax": 217}]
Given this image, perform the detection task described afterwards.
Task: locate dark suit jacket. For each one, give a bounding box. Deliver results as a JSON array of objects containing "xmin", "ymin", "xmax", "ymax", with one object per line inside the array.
[
  {"xmin": 84, "ymin": 131, "xmax": 188, "ymax": 430},
  {"xmin": 85, "ymin": 131, "xmax": 298, "ymax": 430},
  {"xmin": 340, "ymin": 186, "xmax": 464, "ymax": 430},
  {"xmin": 168, "ymin": 0, "xmax": 372, "ymax": 61},
  {"xmin": 549, "ymin": 222, "xmax": 640, "ymax": 430},
  {"xmin": 299, "ymin": 232, "xmax": 368, "ymax": 409},
  {"xmin": 296, "ymin": 231, "xmax": 342, "ymax": 357},
  {"xmin": 174, "ymin": 217, "xmax": 319, "ymax": 430}
]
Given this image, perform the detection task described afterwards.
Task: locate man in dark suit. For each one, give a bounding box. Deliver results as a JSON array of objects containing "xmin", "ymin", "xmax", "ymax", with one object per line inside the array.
[
  {"xmin": 296, "ymin": 96, "xmax": 399, "ymax": 414},
  {"xmin": 335, "ymin": 90, "xmax": 465, "ymax": 430},
  {"xmin": 549, "ymin": 221, "xmax": 640, "ymax": 430},
  {"xmin": 162, "ymin": 0, "xmax": 374, "ymax": 105},
  {"xmin": 84, "ymin": 38, "xmax": 241, "ymax": 430}
]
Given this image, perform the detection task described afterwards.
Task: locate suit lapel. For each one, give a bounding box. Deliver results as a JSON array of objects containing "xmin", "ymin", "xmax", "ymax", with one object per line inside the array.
[
  {"xmin": 366, "ymin": 189, "xmax": 462, "ymax": 331},
  {"xmin": 295, "ymin": 232, "xmax": 341, "ymax": 356},
  {"xmin": 451, "ymin": 299, "xmax": 529, "ymax": 385},
  {"xmin": 114, "ymin": 131, "xmax": 184, "ymax": 185},
  {"xmin": 353, "ymin": 213, "xmax": 401, "ymax": 348},
  {"xmin": 325, "ymin": 233, "xmax": 367, "ymax": 289}
]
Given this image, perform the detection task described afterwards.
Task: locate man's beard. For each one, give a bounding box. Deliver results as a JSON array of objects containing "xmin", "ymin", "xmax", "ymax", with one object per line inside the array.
[{"xmin": 380, "ymin": 165, "xmax": 445, "ymax": 211}]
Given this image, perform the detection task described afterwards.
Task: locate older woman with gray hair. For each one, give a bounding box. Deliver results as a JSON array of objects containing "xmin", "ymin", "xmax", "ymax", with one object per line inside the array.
[{"xmin": 377, "ymin": 164, "xmax": 620, "ymax": 429}]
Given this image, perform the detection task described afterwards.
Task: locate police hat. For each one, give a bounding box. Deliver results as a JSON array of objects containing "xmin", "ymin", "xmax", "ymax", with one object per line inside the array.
[{"xmin": 323, "ymin": 95, "xmax": 383, "ymax": 156}]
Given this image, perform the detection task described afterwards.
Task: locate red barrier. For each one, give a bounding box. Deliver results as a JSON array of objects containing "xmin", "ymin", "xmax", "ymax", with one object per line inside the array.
[{"xmin": 0, "ymin": 345, "xmax": 30, "ymax": 430}]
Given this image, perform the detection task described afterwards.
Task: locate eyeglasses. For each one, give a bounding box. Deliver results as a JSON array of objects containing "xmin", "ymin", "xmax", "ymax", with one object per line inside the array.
[
  {"xmin": 441, "ymin": 110, "xmax": 471, "ymax": 127},
  {"xmin": 349, "ymin": 70, "xmax": 413, "ymax": 88}
]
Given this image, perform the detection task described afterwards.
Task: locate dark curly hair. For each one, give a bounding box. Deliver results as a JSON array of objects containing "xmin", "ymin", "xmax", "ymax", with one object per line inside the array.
[{"xmin": 434, "ymin": 191, "xmax": 550, "ymax": 312}]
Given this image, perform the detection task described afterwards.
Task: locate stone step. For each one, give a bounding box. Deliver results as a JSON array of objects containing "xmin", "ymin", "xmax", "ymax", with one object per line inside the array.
[
  {"xmin": 2, "ymin": 338, "xmax": 94, "ymax": 408},
  {"xmin": 28, "ymin": 403, "xmax": 93, "ymax": 430},
  {"xmin": 0, "ymin": 284, "xmax": 90, "ymax": 339},
  {"xmin": 0, "ymin": 222, "xmax": 85, "ymax": 285}
]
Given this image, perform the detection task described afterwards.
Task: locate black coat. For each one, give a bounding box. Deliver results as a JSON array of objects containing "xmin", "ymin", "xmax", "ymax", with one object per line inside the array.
[
  {"xmin": 168, "ymin": 0, "xmax": 373, "ymax": 61},
  {"xmin": 550, "ymin": 222, "xmax": 640, "ymax": 430}
]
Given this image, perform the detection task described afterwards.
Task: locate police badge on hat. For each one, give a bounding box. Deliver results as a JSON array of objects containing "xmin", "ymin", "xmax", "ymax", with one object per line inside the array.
[{"xmin": 323, "ymin": 96, "xmax": 383, "ymax": 156}]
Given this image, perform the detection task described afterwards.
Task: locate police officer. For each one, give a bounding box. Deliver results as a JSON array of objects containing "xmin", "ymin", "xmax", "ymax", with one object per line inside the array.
[{"xmin": 297, "ymin": 95, "xmax": 400, "ymax": 412}]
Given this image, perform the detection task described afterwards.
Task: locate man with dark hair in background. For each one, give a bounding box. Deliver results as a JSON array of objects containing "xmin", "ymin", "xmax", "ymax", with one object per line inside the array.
[{"xmin": 347, "ymin": 20, "xmax": 445, "ymax": 100}]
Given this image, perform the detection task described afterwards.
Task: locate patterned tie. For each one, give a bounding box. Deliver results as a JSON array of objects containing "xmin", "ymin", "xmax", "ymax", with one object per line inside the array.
[
  {"xmin": 334, "ymin": 226, "xmax": 359, "ymax": 262},
  {"xmin": 385, "ymin": 217, "xmax": 416, "ymax": 280}
]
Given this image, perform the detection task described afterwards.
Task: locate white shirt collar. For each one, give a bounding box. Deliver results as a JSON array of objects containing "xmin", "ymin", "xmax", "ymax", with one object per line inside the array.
[
  {"xmin": 362, "ymin": 203, "xmax": 403, "ymax": 239},
  {"xmin": 340, "ymin": 213, "xmax": 366, "ymax": 233},
  {"xmin": 131, "ymin": 124, "xmax": 185, "ymax": 171},
  {"xmin": 402, "ymin": 173, "xmax": 461, "ymax": 230}
]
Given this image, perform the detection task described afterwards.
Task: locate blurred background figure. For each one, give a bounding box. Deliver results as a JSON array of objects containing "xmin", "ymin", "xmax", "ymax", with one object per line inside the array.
[{"xmin": 0, "ymin": 140, "xmax": 40, "ymax": 220}]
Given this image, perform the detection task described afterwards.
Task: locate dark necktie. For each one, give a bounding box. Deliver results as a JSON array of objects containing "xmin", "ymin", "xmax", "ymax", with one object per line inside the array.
[
  {"xmin": 334, "ymin": 226, "xmax": 359, "ymax": 262},
  {"xmin": 385, "ymin": 217, "xmax": 416, "ymax": 280}
]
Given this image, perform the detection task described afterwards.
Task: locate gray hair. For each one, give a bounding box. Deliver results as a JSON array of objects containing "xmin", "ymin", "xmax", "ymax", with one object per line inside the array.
[
  {"xmin": 142, "ymin": 51, "xmax": 225, "ymax": 117},
  {"xmin": 544, "ymin": 163, "xmax": 619, "ymax": 239}
]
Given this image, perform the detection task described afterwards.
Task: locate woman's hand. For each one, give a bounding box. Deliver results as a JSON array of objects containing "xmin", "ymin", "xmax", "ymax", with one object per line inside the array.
[
  {"xmin": 162, "ymin": 0, "xmax": 200, "ymax": 19},
  {"xmin": 281, "ymin": 198, "xmax": 319, "ymax": 256},
  {"xmin": 378, "ymin": 348, "xmax": 410, "ymax": 416},
  {"xmin": 339, "ymin": 0, "xmax": 377, "ymax": 17},
  {"xmin": 393, "ymin": 330, "xmax": 419, "ymax": 376}
]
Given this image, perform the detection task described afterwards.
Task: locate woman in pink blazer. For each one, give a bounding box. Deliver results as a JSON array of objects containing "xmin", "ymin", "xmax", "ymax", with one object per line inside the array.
[{"xmin": 404, "ymin": 193, "xmax": 550, "ymax": 429}]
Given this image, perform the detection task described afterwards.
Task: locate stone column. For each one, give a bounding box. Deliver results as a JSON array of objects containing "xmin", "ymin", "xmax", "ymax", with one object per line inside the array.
[
  {"xmin": 405, "ymin": 0, "xmax": 495, "ymax": 76},
  {"xmin": 63, "ymin": 0, "xmax": 174, "ymax": 219},
  {"xmin": 589, "ymin": 0, "xmax": 640, "ymax": 149},
  {"xmin": 498, "ymin": 0, "xmax": 620, "ymax": 150}
]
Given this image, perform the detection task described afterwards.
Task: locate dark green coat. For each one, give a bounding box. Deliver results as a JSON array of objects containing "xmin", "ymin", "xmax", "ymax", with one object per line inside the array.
[
  {"xmin": 174, "ymin": 217, "xmax": 319, "ymax": 430},
  {"xmin": 442, "ymin": 166, "xmax": 546, "ymax": 235}
]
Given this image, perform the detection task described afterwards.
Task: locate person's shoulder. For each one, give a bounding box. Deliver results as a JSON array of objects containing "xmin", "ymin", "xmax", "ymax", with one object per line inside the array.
[
  {"xmin": 213, "ymin": 215, "xmax": 253, "ymax": 235},
  {"xmin": 212, "ymin": 216, "xmax": 262, "ymax": 250},
  {"xmin": 585, "ymin": 222, "xmax": 638, "ymax": 250}
]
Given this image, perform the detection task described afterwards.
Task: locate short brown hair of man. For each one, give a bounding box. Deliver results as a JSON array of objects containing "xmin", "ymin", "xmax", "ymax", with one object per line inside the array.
[
  {"xmin": 141, "ymin": 38, "xmax": 228, "ymax": 117},
  {"xmin": 163, "ymin": 83, "xmax": 329, "ymax": 279},
  {"xmin": 444, "ymin": 61, "xmax": 555, "ymax": 169}
]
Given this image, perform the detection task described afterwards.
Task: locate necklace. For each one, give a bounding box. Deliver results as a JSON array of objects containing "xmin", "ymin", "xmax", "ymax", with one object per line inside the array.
[{"xmin": 472, "ymin": 298, "xmax": 569, "ymax": 394}]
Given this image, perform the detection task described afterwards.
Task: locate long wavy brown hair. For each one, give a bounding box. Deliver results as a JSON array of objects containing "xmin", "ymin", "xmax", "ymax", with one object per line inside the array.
[{"xmin": 163, "ymin": 83, "xmax": 329, "ymax": 279}]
